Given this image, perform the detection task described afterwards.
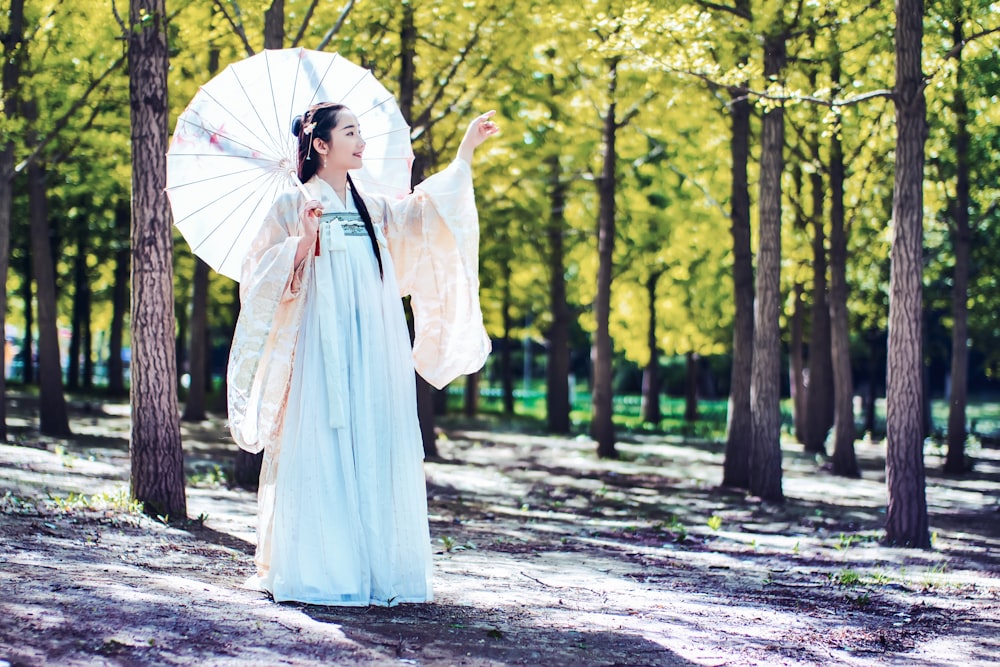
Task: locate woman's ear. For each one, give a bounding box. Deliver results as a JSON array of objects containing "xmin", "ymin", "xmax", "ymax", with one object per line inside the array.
[{"xmin": 312, "ymin": 136, "xmax": 328, "ymax": 157}]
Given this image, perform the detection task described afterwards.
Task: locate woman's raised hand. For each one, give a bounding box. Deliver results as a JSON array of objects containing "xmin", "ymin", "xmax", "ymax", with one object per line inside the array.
[{"xmin": 457, "ymin": 110, "xmax": 499, "ymax": 164}]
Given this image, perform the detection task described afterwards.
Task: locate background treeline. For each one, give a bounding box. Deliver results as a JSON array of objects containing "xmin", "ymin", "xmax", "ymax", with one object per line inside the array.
[{"xmin": 1, "ymin": 1, "xmax": 998, "ymax": 542}]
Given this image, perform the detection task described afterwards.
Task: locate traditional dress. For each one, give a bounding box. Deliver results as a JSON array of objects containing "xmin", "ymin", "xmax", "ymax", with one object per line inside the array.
[{"xmin": 227, "ymin": 158, "xmax": 490, "ymax": 605}]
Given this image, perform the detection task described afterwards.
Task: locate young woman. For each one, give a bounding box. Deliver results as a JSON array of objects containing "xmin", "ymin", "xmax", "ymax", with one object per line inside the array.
[{"xmin": 227, "ymin": 103, "xmax": 498, "ymax": 605}]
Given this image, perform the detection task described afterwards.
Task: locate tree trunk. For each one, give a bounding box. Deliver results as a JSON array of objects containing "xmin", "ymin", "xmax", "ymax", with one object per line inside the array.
[
  {"xmin": 828, "ymin": 84, "xmax": 860, "ymax": 477},
  {"xmin": 182, "ymin": 258, "xmax": 210, "ymax": 421},
  {"xmin": 129, "ymin": 0, "xmax": 186, "ymax": 520},
  {"xmin": 464, "ymin": 370, "xmax": 479, "ymax": 417},
  {"xmin": 27, "ymin": 151, "xmax": 71, "ymax": 436},
  {"xmin": 545, "ymin": 153, "xmax": 571, "ymax": 433},
  {"xmin": 0, "ymin": 0, "xmax": 26, "ymax": 439},
  {"xmin": 684, "ymin": 351, "xmax": 699, "ymax": 423},
  {"xmin": 108, "ymin": 203, "xmax": 129, "ymax": 397},
  {"xmin": 641, "ymin": 271, "xmax": 662, "ymax": 425},
  {"xmin": 945, "ymin": 5, "xmax": 970, "ymax": 475},
  {"xmin": 20, "ymin": 255, "xmax": 34, "ymax": 385},
  {"xmin": 82, "ymin": 292, "xmax": 93, "ymax": 390},
  {"xmin": 592, "ymin": 59, "xmax": 619, "ymax": 459},
  {"xmin": 264, "ymin": 0, "xmax": 284, "ymax": 49},
  {"xmin": 789, "ymin": 282, "xmax": 807, "ymax": 441},
  {"xmin": 396, "ymin": 2, "xmax": 437, "ymax": 456},
  {"xmin": 749, "ymin": 34, "xmax": 786, "ymax": 502},
  {"xmin": 68, "ymin": 231, "xmax": 88, "ymax": 390},
  {"xmin": 722, "ymin": 77, "xmax": 754, "ymax": 489},
  {"xmin": 501, "ymin": 269, "xmax": 515, "ymax": 416},
  {"xmin": 804, "ymin": 171, "xmax": 834, "ymax": 454},
  {"xmin": 885, "ymin": 0, "xmax": 929, "ymax": 548},
  {"xmin": 864, "ymin": 329, "xmax": 880, "ymax": 436}
]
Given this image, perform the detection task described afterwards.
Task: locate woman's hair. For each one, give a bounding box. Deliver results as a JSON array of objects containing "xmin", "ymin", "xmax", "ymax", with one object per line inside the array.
[
  {"xmin": 292, "ymin": 102, "xmax": 346, "ymax": 183},
  {"xmin": 292, "ymin": 102, "xmax": 384, "ymax": 278}
]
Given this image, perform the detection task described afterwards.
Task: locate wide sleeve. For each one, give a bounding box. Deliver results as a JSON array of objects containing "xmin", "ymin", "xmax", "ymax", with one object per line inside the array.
[
  {"xmin": 227, "ymin": 194, "xmax": 311, "ymax": 454},
  {"xmin": 367, "ymin": 158, "xmax": 491, "ymax": 389}
]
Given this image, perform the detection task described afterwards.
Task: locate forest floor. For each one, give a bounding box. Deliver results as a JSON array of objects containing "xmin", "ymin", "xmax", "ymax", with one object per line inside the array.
[{"xmin": 0, "ymin": 394, "xmax": 997, "ymax": 666}]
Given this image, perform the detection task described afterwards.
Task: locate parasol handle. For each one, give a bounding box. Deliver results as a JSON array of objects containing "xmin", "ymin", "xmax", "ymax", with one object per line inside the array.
[
  {"xmin": 289, "ymin": 169, "xmax": 312, "ymax": 201},
  {"xmin": 289, "ymin": 169, "xmax": 322, "ymax": 256}
]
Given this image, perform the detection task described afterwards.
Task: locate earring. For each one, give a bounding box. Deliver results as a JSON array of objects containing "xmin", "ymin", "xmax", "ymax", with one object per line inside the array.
[{"xmin": 323, "ymin": 155, "xmax": 327, "ymax": 169}]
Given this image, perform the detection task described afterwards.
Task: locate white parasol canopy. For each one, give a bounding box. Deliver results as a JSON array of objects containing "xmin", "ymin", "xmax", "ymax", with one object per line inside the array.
[{"xmin": 166, "ymin": 47, "xmax": 414, "ymax": 281}]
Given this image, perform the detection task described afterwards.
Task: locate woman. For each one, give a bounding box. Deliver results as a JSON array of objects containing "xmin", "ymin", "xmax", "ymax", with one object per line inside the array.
[{"xmin": 227, "ymin": 103, "xmax": 498, "ymax": 605}]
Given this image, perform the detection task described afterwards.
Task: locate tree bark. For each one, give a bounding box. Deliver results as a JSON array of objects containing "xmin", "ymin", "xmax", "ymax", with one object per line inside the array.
[
  {"xmin": 264, "ymin": 0, "xmax": 284, "ymax": 49},
  {"xmin": 501, "ymin": 267, "xmax": 515, "ymax": 416},
  {"xmin": 396, "ymin": 2, "xmax": 437, "ymax": 457},
  {"xmin": 828, "ymin": 86, "xmax": 860, "ymax": 477},
  {"xmin": 804, "ymin": 170, "xmax": 833, "ymax": 454},
  {"xmin": 641, "ymin": 271, "xmax": 662, "ymax": 425},
  {"xmin": 885, "ymin": 0, "xmax": 929, "ymax": 548},
  {"xmin": 129, "ymin": 0, "xmax": 186, "ymax": 519},
  {"xmin": 107, "ymin": 203, "xmax": 129, "ymax": 397},
  {"xmin": 945, "ymin": 4, "xmax": 970, "ymax": 475},
  {"xmin": 545, "ymin": 153, "xmax": 571, "ymax": 433},
  {"xmin": 182, "ymin": 258, "xmax": 210, "ymax": 421},
  {"xmin": 68, "ymin": 231, "xmax": 88, "ymax": 390},
  {"xmin": 722, "ymin": 79, "xmax": 754, "ymax": 489},
  {"xmin": 464, "ymin": 370, "xmax": 479, "ymax": 417},
  {"xmin": 20, "ymin": 255, "xmax": 34, "ymax": 385},
  {"xmin": 27, "ymin": 149, "xmax": 71, "ymax": 436},
  {"xmin": 749, "ymin": 34, "xmax": 786, "ymax": 502},
  {"xmin": 789, "ymin": 282, "xmax": 807, "ymax": 441},
  {"xmin": 684, "ymin": 352, "xmax": 699, "ymax": 423},
  {"xmin": 592, "ymin": 59, "xmax": 619, "ymax": 459},
  {"xmin": 0, "ymin": 0, "xmax": 26, "ymax": 439}
]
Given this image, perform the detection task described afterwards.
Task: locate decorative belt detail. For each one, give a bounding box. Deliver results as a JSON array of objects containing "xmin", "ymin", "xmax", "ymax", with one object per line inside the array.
[{"xmin": 320, "ymin": 212, "xmax": 368, "ymax": 237}]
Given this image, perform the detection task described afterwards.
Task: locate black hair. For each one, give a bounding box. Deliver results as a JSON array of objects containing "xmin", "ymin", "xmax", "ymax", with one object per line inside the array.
[{"xmin": 292, "ymin": 103, "xmax": 383, "ymax": 278}]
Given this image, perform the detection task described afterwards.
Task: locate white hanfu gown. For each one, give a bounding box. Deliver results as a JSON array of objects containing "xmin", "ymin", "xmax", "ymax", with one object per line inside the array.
[{"xmin": 227, "ymin": 159, "xmax": 490, "ymax": 606}]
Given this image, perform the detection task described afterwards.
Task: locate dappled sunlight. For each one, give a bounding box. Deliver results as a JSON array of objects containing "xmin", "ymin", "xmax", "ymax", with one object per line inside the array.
[{"xmin": 1, "ymin": 397, "xmax": 997, "ymax": 665}]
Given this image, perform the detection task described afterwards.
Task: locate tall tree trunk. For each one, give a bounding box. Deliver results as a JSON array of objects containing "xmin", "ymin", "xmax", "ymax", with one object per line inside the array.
[
  {"xmin": 264, "ymin": 0, "xmax": 284, "ymax": 48},
  {"xmin": 68, "ymin": 232, "xmax": 88, "ymax": 390},
  {"xmin": 684, "ymin": 351, "xmax": 699, "ymax": 423},
  {"xmin": 789, "ymin": 282, "xmax": 807, "ymax": 441},
  {"xmin": 82, "ymin": 292, "xmax": 93, "ymax": 390},
  {"xmin": 945, "ymin": 5, "xmax": 970, "ymax": 475},
  {"xmin": 828, "ymin": 86, "xmax": 860, "ymax": 477},
  {"xmin": 545, "ymin": 153, "xmax": 571, "ymax": 433},
  {"xmin": 20, "ymin": 252, "xmax": 34, "ymax": 385},
  {"xmin": 885, "ymin": 0, "xmax": 929, "ymax": 548},
  {"xmin": 592, "ymin": 58, "xmax": 619, "ymax": 459},
  {"xmin": 464, "ymin": 370, "xmax": 479, "ymax": 417},
  {"xmin": 0, "ymin": 0, "xmax": 26, "ymax": 439},
  {"xmin": 722, "ymin": 77, "xmax": 754, "ymax": 489},
  {"xmin": 501, "ymin": 267, "xmax": 515, "ymax": 416},
  {"xmin": 864, "ymin": 329, "xmax": 880, "ymax": 436},
  {"xmin": 641, "ymin": 271, "xmax": 662, "ymax": 425},
  {"xmin": 804, "ymin": 170, "xmax": 833, "ymax": 454},
  {"xmin": 27, "ymin": 146, "xmax": 71, "ymax": 436},
  {"xmin": 397, "ymin": 2, "xmax": 436, "ymax": 456},
  {"xmin": 182, "ymin": 258, "xmax": 209, "ymax": 421},
  {"xmin": 129, "ymin": 0, "xmax": 186, "ymax": 519},
  {"xmin": 107, "ymin": 203, "xmax": 129, "ymax": 397},
  {"xmin": 749, "ymin": 34, "xmax": 786, "ymax": 502}
]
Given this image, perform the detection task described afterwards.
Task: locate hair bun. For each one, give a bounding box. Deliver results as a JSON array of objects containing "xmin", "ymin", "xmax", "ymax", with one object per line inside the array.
[{"xmin": 291, "ymin": 115, "xmax": 303, "ymax": 136}]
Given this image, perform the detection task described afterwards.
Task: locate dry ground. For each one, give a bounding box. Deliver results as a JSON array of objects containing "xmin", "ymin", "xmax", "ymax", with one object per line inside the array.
[{"xmin": 0, "ymin": 394, "xmax": 997, "ymax": 666}]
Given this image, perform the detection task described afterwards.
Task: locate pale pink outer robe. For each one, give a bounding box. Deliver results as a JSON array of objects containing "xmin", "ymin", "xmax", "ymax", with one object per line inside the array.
[{"xmin": 226, "ymin": 158, "xmax": 489, "ymax": 604}]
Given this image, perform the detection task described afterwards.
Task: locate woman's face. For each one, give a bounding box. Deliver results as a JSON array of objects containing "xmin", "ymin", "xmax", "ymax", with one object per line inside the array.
[{"xmin": 316, "ymin": 110, "xmax": 365, "ymax": 171}]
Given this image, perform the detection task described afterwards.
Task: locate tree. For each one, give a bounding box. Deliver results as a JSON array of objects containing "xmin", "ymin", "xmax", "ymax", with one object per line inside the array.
[
  {"xmin": 884, "ymin": 0, "xmax": 929, "ymax": 548},
  {"xmin": 0, "ymin": 0, "xmax": 26, "ymax": 439},
  {"xmin": 128, "ymin": 0, "xmax": 186, "ymax": 519},
  {"xmin": 748, "ymin": 29, "xmax": 787, "ymax": 502},
  {"xmin": 943, "ymin": 0, "xmax": 970, "ymax": 474}
]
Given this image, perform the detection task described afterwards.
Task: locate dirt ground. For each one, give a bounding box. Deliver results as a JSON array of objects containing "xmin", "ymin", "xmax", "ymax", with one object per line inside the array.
[{"xmin": 0, "ymin": 395, "xmax": 997, "ymax": 666}]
